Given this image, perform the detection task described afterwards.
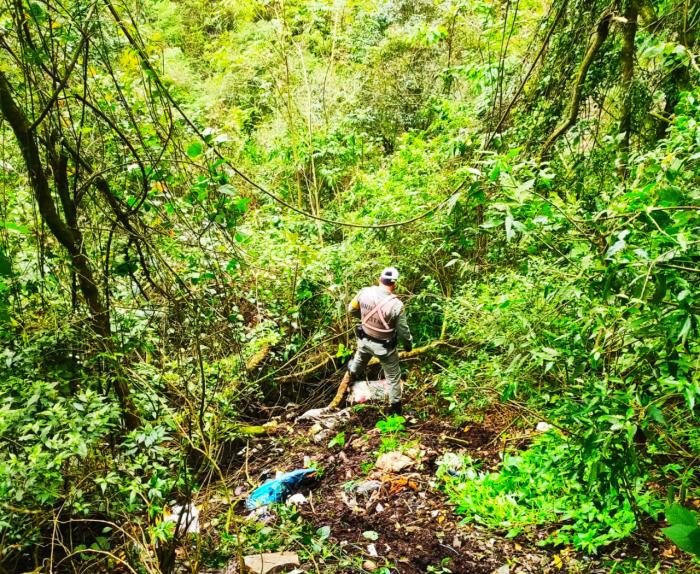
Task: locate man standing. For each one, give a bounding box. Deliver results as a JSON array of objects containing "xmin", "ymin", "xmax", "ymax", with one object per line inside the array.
[{"xmin": 345, "ymin": 267, "xmax": 413, "ymax": 415}]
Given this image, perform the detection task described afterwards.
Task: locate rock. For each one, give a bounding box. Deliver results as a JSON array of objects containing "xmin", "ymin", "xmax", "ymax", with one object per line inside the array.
[
  {"xmin": 375, "ymin": 452, "xmax": 413, "ymax": 473},
  {"xmin": 491, "ymin": 566, "xmax": 509, "ymax": 574},
  {"xmin": 363, "ymin": 559, "xmax": 378, "ymax": 571},
  {"xmin": 243, "ymin": 551, "xmax": 300, "ymax": 574},
  {"xmin": 351, "ymin": 438, "xmax": 367, "ymax": 450}
]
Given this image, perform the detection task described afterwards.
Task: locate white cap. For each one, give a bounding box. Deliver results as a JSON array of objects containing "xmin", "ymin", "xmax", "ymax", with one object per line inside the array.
[{"xmin": 380, "ymin": 267, "xmax": 399, "ymax": 284}]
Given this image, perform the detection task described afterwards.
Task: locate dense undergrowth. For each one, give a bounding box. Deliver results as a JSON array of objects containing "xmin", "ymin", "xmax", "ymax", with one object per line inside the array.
[{"xmin": 0, "ymin": 0, "xmax": 699, "ymax": 571}]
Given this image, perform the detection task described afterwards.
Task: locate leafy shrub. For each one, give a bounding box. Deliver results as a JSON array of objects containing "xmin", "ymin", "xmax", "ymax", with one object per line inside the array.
[{"xmin": 437, "ymin": 431, "xmax": 663, "ymax": 553}]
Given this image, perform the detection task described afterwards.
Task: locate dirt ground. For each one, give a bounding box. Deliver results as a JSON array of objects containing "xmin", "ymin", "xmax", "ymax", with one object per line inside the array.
[{"xmin": 205, "ymin": 402, "xmax": 692, "ymax": 574}]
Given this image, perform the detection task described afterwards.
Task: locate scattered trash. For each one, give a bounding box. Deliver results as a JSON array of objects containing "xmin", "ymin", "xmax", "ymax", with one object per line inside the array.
[
  {"xmin": 243, "ymin": 551, "xmax": 300, "ymax": 574},
  {"xmin": 313, "ymin": 429, "xmax": 332, "ymax": 444},
  {"xmin": 341, "ymin": 490, "xmax": 361, "ymax": 512},
  {"xmin": 285, "ymin": 493, "xmax": 308, "ymax": 506},
  {"xmin": 375, "ymin": 502, "xmax": 384, "ymax": 512},
  {"xmin": 350, "ymin": 379, "xmax": 392, "ymax": 404},
  {"xmin": 366, "ymin": 542, "xmax": 378, "ymax": 556},
  {"xmin": 375, "ymin": 451, "xmax": 413, "ymax": 473},
  {"xmin": 245, "ymin": 506, "xmax": 274, "ymax": 524},
  {"xmin": 163, "ymin": 502, "xmax": 200, "ymax": 534},
  {"xmin": 301, "ymin": 408, "xmax": 351, "ymax": 443},
  {"xmin": 536, "ymin": 421, "xmax": 553, "ymax": 433},
  {"xmin": 245, "ymin": 468, "xmax": 316, "ymax": 509},
  {"xmin": 298, "ymin": 407, "xmax": 351, "ymax": 424},
  {"xmin": 297, "ymin": 407, "xmax": 330, "ymax": 421},
  {"xmin": 385, "ymin": 475, "xmax": 419, "ymax": 495},
  {"xmin": 355, "ymin": 480, "xmax": 382, "ymax": 496}
]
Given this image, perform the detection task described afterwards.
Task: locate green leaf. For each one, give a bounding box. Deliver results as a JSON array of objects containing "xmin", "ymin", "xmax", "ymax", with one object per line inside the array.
[
  {"xmin": 316, "ymin": 525, "xmax": 331, "ymax": 539},
  {"xmin": 666, "ymin": 503, "xmax": 698, "ymax": 527},
  {"xmin": 662, "ymin": 524, "xmax": 700, "ymax": 555},
  {"xmin": 0, "ymin": 221, "xmax": 29, "ymax": 235},
  {"xmin": 328, "ymin": 431, "xmax": 346, "ymax": 449},
  {"xmin": 362, "ymin": 530, "xmax": 379, "ymax": 541},
  {"xmin": 187, "ymin": 142, "xmax": 203, "ymax": 158},
  {"xmin": 0, "ymin": 253, "xmax": 11, "ymax": 277},
  {"xmin": 647, "ymin": 405, "xmax": 666, "ymax": 424}
]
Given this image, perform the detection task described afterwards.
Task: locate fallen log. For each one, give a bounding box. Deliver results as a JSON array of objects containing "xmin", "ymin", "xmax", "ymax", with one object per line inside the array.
[
  {"xmin": 233, "ymin": 422, "xmax": 279, "ymax": 436},
  {"xmin": 246, "ymin": 344, "xmax": 271, "ymax": 372},
  {"xmin": 280, "ymin": 339, "xmax": 449, "ymax": 385}
]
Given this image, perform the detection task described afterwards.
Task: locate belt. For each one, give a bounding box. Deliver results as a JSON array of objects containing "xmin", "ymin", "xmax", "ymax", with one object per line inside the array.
[{"xmin": 356, "ymin": 325, "xmax": 396, "ymax": 349}]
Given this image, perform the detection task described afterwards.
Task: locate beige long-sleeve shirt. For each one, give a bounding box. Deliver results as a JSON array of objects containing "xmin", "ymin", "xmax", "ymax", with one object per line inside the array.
[{"xmin": 349, "ymin": 285, "xmax": 413, "ymax": 346}]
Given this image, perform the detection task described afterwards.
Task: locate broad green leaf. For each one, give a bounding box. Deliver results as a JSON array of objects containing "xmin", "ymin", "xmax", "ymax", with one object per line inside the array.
[
  {"xmin": 666, "ymin": 504, "xmax": 697, "ymax": 527},
  {"xmin": 662, "ymin": 524, "xmax": 700, "ymax": 555},
  {"xmin": 187, "ymin": 142, "xmax": 203, "ymax": 158}
]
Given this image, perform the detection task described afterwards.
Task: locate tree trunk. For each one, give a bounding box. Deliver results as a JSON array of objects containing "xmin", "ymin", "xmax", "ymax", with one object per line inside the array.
[
  {"xmin": 541, "ymin": 11, "xmax": 613, "ymax": 156},
  {"xmin": 618, "ymin": 0, "xmax": 639, "ymax": 163},
  {"xmin": 0, "ymin": 69, "xmax": 139, "ymax": 430}
]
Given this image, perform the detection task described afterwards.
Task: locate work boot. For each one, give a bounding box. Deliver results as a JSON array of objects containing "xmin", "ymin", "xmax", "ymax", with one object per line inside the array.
[{"xmin": 388, "ymin": 401, "xmax": 402, "ymax": 416}]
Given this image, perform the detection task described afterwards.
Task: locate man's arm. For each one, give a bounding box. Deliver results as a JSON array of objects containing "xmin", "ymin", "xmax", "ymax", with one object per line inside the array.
[
  {"xmin": 348, "ymin": 292, "xmax": 361, "ymax": 319},
  {"xmin": 396, "ymin": 310, "xmax": 413, "ymax": 350}
]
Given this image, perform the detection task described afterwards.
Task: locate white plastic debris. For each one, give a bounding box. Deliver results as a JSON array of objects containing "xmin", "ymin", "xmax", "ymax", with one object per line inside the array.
[
  {"xmin": 367, "ymin": 543, "xmax": 378, "ymax": 557},
  {"xmin": 297, "ymin": 407, "xmax": 329, "ymax": 421},
  {"xmin": 355, "ymin": 480, "xmax": 382, "ymax": 496},
  {"xmin": 245, "ymin": 506, "xmax": 274, "ymax": 524},
  {"xmin": 350, "ymin": 379, "xmax": 392, "ymax": 404},
  {"xmin": 536, "ymin": 421, "xmax": 553, "ymax": 433},
  {"xmin": 163, "ymin": 503, "xmax": 200, "ymax": 534},
  {"xmin": 286, "ymin": 493, "xmax": 308, "ymax": 506}
]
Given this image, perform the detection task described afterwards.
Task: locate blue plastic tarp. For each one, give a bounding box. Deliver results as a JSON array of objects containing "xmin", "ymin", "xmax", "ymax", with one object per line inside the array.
[{"xmin": 245, "ymin": 468, "xmax": 316, "ymax": 510}]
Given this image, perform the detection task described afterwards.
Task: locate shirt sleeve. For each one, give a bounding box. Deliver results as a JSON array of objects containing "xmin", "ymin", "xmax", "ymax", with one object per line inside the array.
[
  {"xmin": 348, "ymin": 291, "xmax": 361, "ymax": 318},
  {"xmin": 395, "ymin": 309, "xmax": 413, "ymax": 347}
]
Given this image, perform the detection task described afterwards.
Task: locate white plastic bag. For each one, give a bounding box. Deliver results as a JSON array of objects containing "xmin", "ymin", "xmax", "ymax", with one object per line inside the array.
[{"xmin": 350, "ymin": 379, "xmax": 392, "ymax": 404}]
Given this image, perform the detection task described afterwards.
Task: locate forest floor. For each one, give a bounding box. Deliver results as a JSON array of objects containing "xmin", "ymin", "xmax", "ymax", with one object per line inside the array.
[{"xmin": 195, "ymin": 386, "xmax": 690, "ymax": 574}]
